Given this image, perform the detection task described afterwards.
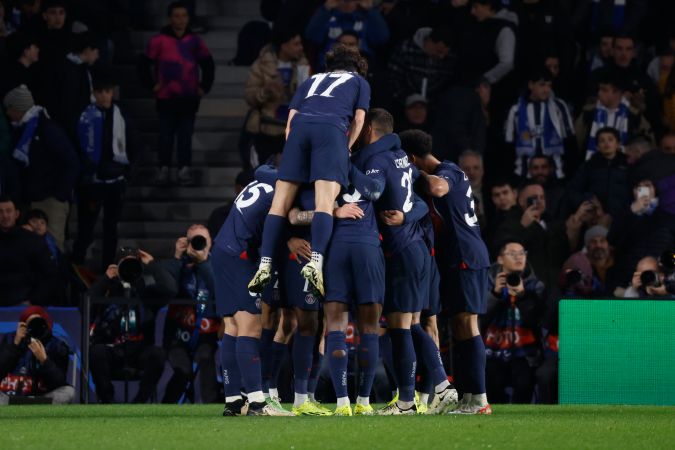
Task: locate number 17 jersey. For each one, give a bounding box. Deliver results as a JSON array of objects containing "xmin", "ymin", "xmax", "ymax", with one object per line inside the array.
[{"xmin": 431, "ymin": 161, "xmax": 490, "ymax": 269}]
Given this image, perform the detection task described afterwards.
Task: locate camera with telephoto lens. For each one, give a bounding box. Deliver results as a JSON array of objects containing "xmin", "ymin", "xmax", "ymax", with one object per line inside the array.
[
  {"xmin": 640, "ymin": 270, "xmax": 661, "ymax": 288},
  {"xmin": 506, "ymin": 272, "xmax": 522, "ymax": 287},
  {"xmin": 25, "ymin": 317, "xmax": 49, "ymax": 342},
  {"xmin": 117, "ymin": 246, "xmax": 144, "ymax": 285},
  {"xmin": 565, "ymin": 269, "xmax": 584, "ymax": 288},
  {"xmin": 660, "ymin": 250, "xmax": 675, "ymax": 294},
  {"xmin": 188, "ymin": 235, "xmax": 207, "ymax": 251}
]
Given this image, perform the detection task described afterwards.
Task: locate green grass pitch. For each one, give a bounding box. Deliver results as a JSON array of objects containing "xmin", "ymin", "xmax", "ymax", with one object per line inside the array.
[{"xmin": 2, "ymin": 404, "xmax": 674, "ymax": 450}]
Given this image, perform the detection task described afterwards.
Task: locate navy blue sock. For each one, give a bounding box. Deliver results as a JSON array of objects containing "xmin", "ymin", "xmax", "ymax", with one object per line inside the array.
[
  {"xmin": 411, "ymin": 324, "xmax": 447, "ymax": 388},
  {"xmin": 379, "ymin": 333, "xmax": 397, "ymax": 390},
  {"xmin": 326, "ymin": 331, "xmax": 348, "ymax": 398},
  {"xmin": 292, "ymin": 334, "xmax": 315, "ymax": 395},
  {"xmin": 260, "ymin": 214, "xmax": 287, "ymax": 261},
  {"xmin": 307, "ymin": 351, "xmax": 323, "ymax": 395},
  {"xmin": 269, "ymin": 341, "xmax": 288, "ymax": 390},
  {"xmin": 465, "ymin": 335, "xmax": 487, "ymax": 394},
  {"xmin": 259, "ymin": 328, "xmax": 275, "ymax": 391},
  {"xmin": 388, "ymin": 328, "xmax": 416, "ymax": 402},
  {"xmin": 235, "ymin": 336, "xmax": 262, "ymax": 395},
  {"xmin": 357, "ymin": 333, "xmax": 379, "ymax": 398},
  {"xmin": 310, "ymin": 212, "xmax": 333, "ymax": 257},
  {"xmin": 452, "ymin": 341, "xmax": 466, "ymax": 394},
  {"xmin": 220, "ymin": 334, "xmax": 241, "ymax": 398}
]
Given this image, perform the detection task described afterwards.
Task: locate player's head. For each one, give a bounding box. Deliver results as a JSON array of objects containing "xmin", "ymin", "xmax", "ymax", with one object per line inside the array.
[
  {"xmin": 325, "ymin": 44, "xmax": 368, "ymax": 77},
  {"xmin": 399, "ymin": 129, "xmax": 436, "ymax": 172},
  {"xmin": 359, "ymin": 108, "xmax": 393, "ymax": 146}
]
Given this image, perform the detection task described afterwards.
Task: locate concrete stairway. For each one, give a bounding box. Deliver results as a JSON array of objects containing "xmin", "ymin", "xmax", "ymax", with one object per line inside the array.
[{"xmin": 71, "ymin": 0, "xmax": 261, "ymax": 262}]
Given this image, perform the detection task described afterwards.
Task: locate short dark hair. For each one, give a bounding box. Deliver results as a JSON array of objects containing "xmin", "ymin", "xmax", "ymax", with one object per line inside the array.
[
  {"xmin": 7, "ymin": 32, "xmax": 39, "ymax": 61},
  {"xmin": 527, "ymin": 66, "xmax": 553, "ymax": 83},
  {"xmin": 325, "ymin": 44, "xmax": 368, "ymax": 77},
  {"xmin": 167, "ymin": 1, "xmax": 189, "ymax": 16},
  {"xmin": 24, "ymin": 209, "xmax": 49, "ymax": 224},
  {"xmin": 367, "ymin": 108, "xmax": 394, "ymax": 135},
  {"xmin": 518, "ymin": 180, "xmax": 544, "ymax": 193},
  {"xmin": 71, "ymin": 31, "xmax": 100, "ymax": 53},
  {"xmin": 93, "ymin": 72, "xmax": 117, "ymax": 91},
  {"xmin": 399, "ymin": 129, "xmax": 432, "ymax": 158},
  {"xmin": 497, "ymin": 239, "xmax": 526, "ymax": 255},
  {"xmin": 271, "ymin": 27, "xmax": 300, "ymax": 48},
  {"xmin": 428, "ymin": 28, "xmax": 452, "ymax": 47},
  {"xmin": 338, "ymin": 30, "xmax": 360, "ymax": 42},
  {"xmin": 596, "ymin": 126, "xmax": 620, "ymax": 142},
  {"xmin": 0, "ymin": 195, "xmax": 16, "ymax": 207},
  {"xmin": 529, "ymin": 155, "xmax": 552, "ymax": 165},
  {"xmin": 613, "ymin": 33, "xmax": 635, "ymax": 47},
  {"xmin": 41, "ymin": 0, "xmax": 67, "ymax": 12},
  {"xmin": 471, "ymin": 0, "xmax": 502, "ymax": 11},
  {"xmin": 490, "ymin": 177, "xmax": 516, "ymax": 191},
  {"xmin": 597, "ymin": 69, "xmax": 625, "ymax": 91}
]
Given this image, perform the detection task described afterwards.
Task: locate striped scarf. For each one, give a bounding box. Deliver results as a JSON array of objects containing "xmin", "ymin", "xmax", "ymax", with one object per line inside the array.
[
  {"xmin": 77, "ymin": 104, "xmax": 129, "ymax": 168},
  {"xmin": 12, "ymin": 106, "xmax": 45, "ymax": 167},
  {"xmin": 515, "ymin": 97, "xmax": 565, "ymax": 158},
  {"xmin": 586, "ymin": 98, "xmax": 630, "ymax": 160}
]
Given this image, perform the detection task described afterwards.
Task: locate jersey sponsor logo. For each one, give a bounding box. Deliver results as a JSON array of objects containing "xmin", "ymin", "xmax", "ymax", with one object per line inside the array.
[
  {"xmin": 393, "ymin": 155, "xmax": 410, "ymax": 169},
  {"xmin": 366, "ymin": 169, "xmax": 380, "ymax": 175}
]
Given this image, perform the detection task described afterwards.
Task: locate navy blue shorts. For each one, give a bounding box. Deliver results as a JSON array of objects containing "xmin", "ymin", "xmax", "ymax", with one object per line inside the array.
[
  {"xmin": 324, "ymin": 242, "xmax": 385, "ymax": 305},
  {"xmin": 282, "ymin": 255, "xmax": 321, "ymax": 311},
  {"xmin": 277, "ymin": 122, "xmax": 349, "ymax": 188},
  {"xmin": 422, "ymin": 255, "xmax": 441, "ymax": 317},
  {"xmin": 212, "ymin": 247, "xmax": 262, "ymax": 316},
  {"xmin": 384, "ymin": 240, "xmax": 430, "ymax": 314},
  {"xmin": 441, "ymin": 267, "xmax": 488, "ymax": 316},
  {"xmin": 261, "ymin": 269, "xmax": 286, "ymax": 309}
]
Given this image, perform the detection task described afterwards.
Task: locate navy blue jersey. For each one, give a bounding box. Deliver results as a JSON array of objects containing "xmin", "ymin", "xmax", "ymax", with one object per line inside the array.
[
  {"xmin": 288, "ymin": 71, "xmax": 370, "ymax": 132},
  {"xmin": 214, "ymin": 167, "xmax": 277, "ymax": 257},
  {"xmin": 431, "ymin": 161, "xmax": 490, "ymax": 269}
]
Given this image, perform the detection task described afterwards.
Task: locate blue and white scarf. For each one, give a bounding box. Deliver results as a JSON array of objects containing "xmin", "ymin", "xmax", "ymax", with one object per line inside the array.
[
  {"xmin": 12, "ymin": 106, "xmax": 45, "ymax": 167},
  {"xmin": 515, "ymin": 97, "xmax": 565, "ymax": 159},
  {"xmin": 586, "ymin": 97, "xmax": 630, "ymax": 159},
  {"xmin": 66, "ymin": 53, "xmax": 95, "ymax": 103},
  {"xmin": 77, "ymin": 104, "xmax": 129, "ymax": 168}
]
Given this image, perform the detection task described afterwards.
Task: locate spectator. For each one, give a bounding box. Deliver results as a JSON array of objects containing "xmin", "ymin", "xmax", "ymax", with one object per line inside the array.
[
  {"xmin": 431, "ymin": 79, "xmax": 489, "ymax": 161},
  {"xmin": 305, "ymin": 0, "xmax": 389, "ymax": 68},
  {"xmin": 244, "ymin": 30, "xmax": 309, "ymax": 166},
  {"xmin": 0, "ymin": 306, "xmax": 74, "ymax": 404},
  {"xmin": 587, "ymin": 31, "xmax": 614, "ymax": 72},
  {"xmin": 3, "ymin": 84, "xmax": 79, "ymax": 250},
  {"xmin": 458, "ymin": 149, "xmax": 486, "ymax": 229},
  {"xmin": 486, "ymin": 178, "xmax": 518, "ymax": 243},
  {"xmin": 0, "ymin": 196, "xmax": 58, "ymax": 306},
  {"xmin": 627, "ymin": 133, "xmax": 675, "ymax": 216},
  {"xmin": 22, "ymin": 209, "xmax": 67, "ymax": 292},
  {"xmin": 571, "ymin": 0, "xmax": 646, "ymax": 45},
  {"xmin": 1, "ymin": 32, "xmax": 41, "ymax": 100},
  {"xmin": 395, "ymin": 94, "xmax": 430, "ymax": 133},
  {"xmin": 647, "ymin": 40, "xmax": 674, "ymax": 86},
  {"xmin": 527, "ymin": 156, "xmax": 565, "ymax": 220},
  {"xmin": 386, "ymin": 27, "xmax": 454, "ymax": 108},
  {"xmin": 89, "ymin": 249, "xmax": 174, "ymax": 403},
  {"xmin": 483, "ymin": 241, "xmax": 546, "ymax": 404},
  {"xmin": 660, "ymin": 132, "xmax": 675, "ymax": 155},
  {"xmin": 575, "ymin": 73, "xmax": 653, "ymax": 160},
  {"xmin": 161, "ymin": 225, "xmax": 220, "ymax": 404},
  {"xmin": 71, "ymin": 74, "xmax": 132, "ymax": 271},
  {"xmin": 560, "ymin": 225, "xmax": 619, "ymax": 298},
  {"xmin": 566, "ymin": 127, "xmax": 631, "ymax": 220},
  {"xmin": 623, "ymin": 256, "xmax": 674, "ymax": 298},
  {"xmin": 139, "ymin": 1, "xmax": 215, "ymax": 186},
  {"xmin": 504, "ymin": 68, "xmax": 576, "ymax": 180},
  {"xmin": 206, "ymin": 170, "xmax": 254, "ymax": 238},
  {"xmin": 624, "ymin": 135, "xmax": 653, "ymax": 166},
  {"xmin": 661, "ymin": 63, "xmax": 675, "ymax": 132}
]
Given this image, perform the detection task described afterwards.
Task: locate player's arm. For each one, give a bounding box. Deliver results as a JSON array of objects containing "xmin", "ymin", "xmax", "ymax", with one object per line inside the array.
[
  {"xmin": 348, "ymin": 163, "xmax": 383, "ymax": 201},
  {"xmin": 347, "ymin": 109, "xmax": 366, "ymax": 149},
  {"xmin": 288, "ymin": 207, "xmax": 314, "ymax": 226},
  {"xmin": 253, "ymin": 164, "xmax": 278, "ymax": 186},
  {"xmin": 404, "ymin": 194, "xmax": 429, "ymax": 224},
  {"xmin": 285, "ymin": 109, "xmax": 298, "ymax": 140},
  {"xmin": 420, "ymin": 171, "xmax": 449, "ymax": 198}
]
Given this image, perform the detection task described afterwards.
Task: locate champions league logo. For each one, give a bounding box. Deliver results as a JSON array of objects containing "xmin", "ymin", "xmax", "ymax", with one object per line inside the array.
[
  {"xmin": 255, "ymin": 298, "xmax": 262, "ymax": 310},
  {"xmin": 305, "ymin": 294, "xmax": 316, "ymax": 305}
]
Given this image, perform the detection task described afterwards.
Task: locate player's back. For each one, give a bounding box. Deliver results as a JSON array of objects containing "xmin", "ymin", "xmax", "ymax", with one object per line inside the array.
[
  {"xmin": 431, "ymin": 161, "xmax": 489, "ymax": 268},
  {"xmin": 289, "ymin": 71, "xmax": 370, "ymax": 132}
]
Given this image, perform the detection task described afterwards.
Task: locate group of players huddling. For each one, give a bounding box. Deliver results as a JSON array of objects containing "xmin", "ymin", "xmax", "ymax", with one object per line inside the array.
[{"xmin": 212, "ymin": 45, "xmax": 492, "ymax": 416}]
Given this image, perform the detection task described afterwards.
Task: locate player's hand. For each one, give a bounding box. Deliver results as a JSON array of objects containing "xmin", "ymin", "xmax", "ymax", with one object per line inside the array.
[
  {"xmin": 335, "ymin": 203, "xmax": 364, "ymax": 219},
  {"xmin": 287, "ymin": 237, "xmax": 312, "ymax": 263},
  {"xmin": 138, "ymin": 249, "xmax": 154, "ymax": 265},
  {"xmin": 14, "ymin": 322, "xmax": 28, "ymax": 346},
  {"xmin": 175, "ymin": 237, "xmax": 189, "ymax": 259},
  {"xmin": 105, "ymin": 264, "xmax": 119, "ymax": 280},
  {"xmin": 379, "ymin": 210, "xmax": 404, "ymax": 226},
  {"xmin": 520, "ymin": 205, "xmax": 540, "ymax": 228},
  {"xmin": 28, "ymin": 338, "xmax": 48, "ymax": 364},
  {"xmin": 493, "ymin": 272, "xmax": 507, "ymax": 295}
]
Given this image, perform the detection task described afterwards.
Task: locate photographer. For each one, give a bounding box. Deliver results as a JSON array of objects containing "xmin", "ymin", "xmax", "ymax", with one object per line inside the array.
[
  {"xmin": 482, "ymin": 241, "xmax": 546, "ymax": 404},
  {"xmin": 623, "ymin": 256, "xmax": 673, "ymax": 299},
  {"xmin": 161, "ymin": 225, "xmax": 220, "ymax": 404},
  {"xmin": 0, "ymin": 306, "xmax": 74, "ymax": 404},
  {"xmin": 88, "ymin": 248, "xmax": 175, "ymax": 403}
]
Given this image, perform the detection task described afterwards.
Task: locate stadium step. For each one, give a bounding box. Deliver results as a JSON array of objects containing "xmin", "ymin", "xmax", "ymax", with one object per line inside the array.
[
  {"xmin": 130, "ymin": 166, "xmax": 241, "ymax": 187},
  {"xmin": 119, "ymin": 201, "xmax": 223, "ymax": 221}
]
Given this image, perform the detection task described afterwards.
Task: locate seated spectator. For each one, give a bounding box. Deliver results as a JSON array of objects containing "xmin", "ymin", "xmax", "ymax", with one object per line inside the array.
[
  {"xmin": 386, "ymin": 27, "xmax": 454, "ymax": 109},
  {"xmin": 560, "ymin": 225, "xmax": 619, "ymax": 298},
  {"xmin": 206, "ymin": 170, "xmax": 254, "ymax": 238},
  {"xmin": 305, "ymin": 0, "xmax": 389, "ymax": 69},
  {"xmin": 395, "ymin": 94, "xmax": 430, "ymax": 133},
  {"xmin": 89, "ymin": 249, "xmax": 174, "ymax": 403},
  {"xmin": 0, "ymin": 196, "xmax": 58, "ymax": 307},
  {"xmin": 71, "ymin": 74, "xmax": 133, "ymax": 272},
  {"xmin": 3, "ymin": 85, "xmax": 79, "ymax": 250},
  {"xmin": 0, "ymin": 306, "xmax": 74, "ymax": 404},
  {"xmin": 575, "ymin": 73, "xmax": 654, "ymax": 161},
  {"xmin": 1, "ymin": 32, "xmax": 41, "ymax": 100},
  {"xmin": 623, "ymin": 256, "xmax": 674, "ymax": 298},
  {"xmin": 244, "ymin": 29, "xmax": 309, "ymax": 166},
  {"xmin": 566, "ymin": 127, "xmax": 630, "ymax": 220},
  {"xmin": 483, "ymin": 241, "xmax": 546, "ymax": 404},
  {"xmin": 527, "ymin": 156, "xmax": 565, "ymax": 220},
  {"xmin": 458, "ymin": 149, "xmax": 486, "ymax": 229},
  {"xmin": 139, "ymin": 1, "xmax": 215, "ymax": 186},
  {"xmin": 504, "ymin": 68, "xmax": 576, "ymax": 180},
  {"xmin": 161, "ymin": 225, "xmax": 220, "ymax": 404}
]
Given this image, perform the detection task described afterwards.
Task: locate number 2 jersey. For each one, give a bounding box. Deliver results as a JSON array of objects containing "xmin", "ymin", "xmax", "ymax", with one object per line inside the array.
[
  {"xmin": 431, "ymin": 161, "xmax": 490, "ymax": 269},
  {"xmin": 288, "ymin": 71, "xmax": 371, "ymax": 132}
]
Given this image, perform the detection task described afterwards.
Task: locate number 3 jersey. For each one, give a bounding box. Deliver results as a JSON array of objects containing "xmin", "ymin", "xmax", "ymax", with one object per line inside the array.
[
  {"xmin": 431, "ymin": 161, "xmax": 490, "ymax": 269},
  {"xmin": 288, "ymin": 71, "xmax": 371, "ymax": 132}
]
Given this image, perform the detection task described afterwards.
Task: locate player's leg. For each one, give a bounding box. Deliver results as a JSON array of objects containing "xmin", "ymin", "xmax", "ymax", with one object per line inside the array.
[
  {"xmin": 259, "ymin": 302, "xmax": 278, "ymax": 399},
  {"xmin": 324, "ymin": 301, "xmax": 351, "ymax": 415},
  {"xmin": 355, "ymin": 303, "xmax": 382, "ymax": 415},
  {"xmin": 383, "ymin": 311, "xmax": 417, "ymax": 414},
  {"xmin": 451, "ymin": 311, "xmax": 491, "ymax": 415},
  {"xmin": 268, "ymin": 308, "xmax": 296, "ymax": 405},
  {"xmin": 307, "ymin": 315, "xmax": 325, "ymax": 404},
  {"xmin": 220, "ymin": 316, "xmax": 246, "ymax": 416}
]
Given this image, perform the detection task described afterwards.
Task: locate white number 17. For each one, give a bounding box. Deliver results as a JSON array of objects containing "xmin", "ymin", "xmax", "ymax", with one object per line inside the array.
[{"xmin": 305, "ymin": 73, "xmax": 354, "ymax": 98}]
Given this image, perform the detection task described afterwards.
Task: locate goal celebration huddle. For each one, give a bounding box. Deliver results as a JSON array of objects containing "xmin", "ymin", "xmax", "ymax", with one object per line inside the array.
[{"xmin": 212, "ymin": 45, "xmax": 491, "ymax": 417}]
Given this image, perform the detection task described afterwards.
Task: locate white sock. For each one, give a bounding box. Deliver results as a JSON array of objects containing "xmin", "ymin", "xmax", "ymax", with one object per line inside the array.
[
  {"xmin": 419, "ymin": 393, "xmax": 429, "ymax": 405},
  {"xmin": 308, "ymin": 392, "xmax": 316, "ymax": 402},
  {"xmin": 356, "ymin": 396, "xmax": 370, "ymax": 406},
  {"xmin": 472, "ymin": 393, "xmax": 487, "ymax": 405},
  {"xmin": 310, "ymin": 252, "xmax": 323, "ymax": 271},
  {"xmin": 260, "ymin": 257, "xmax": 272, "ymax": 268},
  {"xmin": 269, "ymin": 388, "xmax": 279, "ymax": 399},
  {"xmin": 248, "ymin": 391, "xmax": 265, "ymax": 403},
  {"xmin": 435, "ymin": 380, "xmax": 450, "ymax": 393},
  {"xmin": 336, "ymin": 396, "xmax": 350, "ymax": 408},
  {"xmin": 294, "ymin": 393, "xmax": 308, "ymax": 408},
  {"xmin": 397, "ymin": 400, "xmax": 415, "ymax": 410},
  {"xmin": 263, "ymin": 392, "xmax": 270, "ymax": 399},
  {"xmin": 225, "ymin": 395, "xmax": 242, "ymax": 403}
]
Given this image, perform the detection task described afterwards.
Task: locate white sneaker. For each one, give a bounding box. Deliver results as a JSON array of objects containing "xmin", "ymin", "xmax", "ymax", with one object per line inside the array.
[
  {"xmin": 377, "ymin": 402, "xmax": 417, "ymax": 415},
  {"xmin": 427, "ymin": 385, "xmax": 459, "ymax": 415},
  {"xmin": 448, "ymin": 395, "xmax": 492, "ymax": 415}
]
